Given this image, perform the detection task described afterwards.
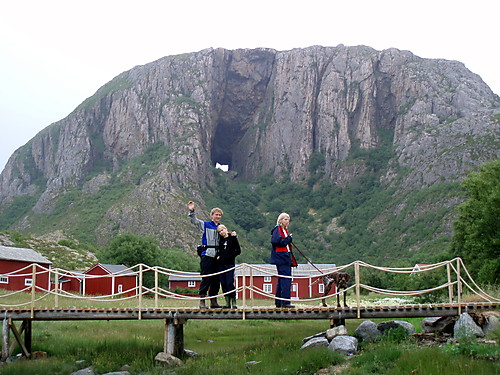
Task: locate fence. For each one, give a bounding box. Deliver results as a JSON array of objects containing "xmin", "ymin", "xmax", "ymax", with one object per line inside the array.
[{"xmin": 0, "ymin": 258, "xmax": 498, "ymax": 320}]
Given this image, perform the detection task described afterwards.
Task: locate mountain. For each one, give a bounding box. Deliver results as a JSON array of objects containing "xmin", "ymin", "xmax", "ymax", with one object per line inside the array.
[{"xmin": 0, "ymin": 45, "xmax": 498, "ymax": 265}]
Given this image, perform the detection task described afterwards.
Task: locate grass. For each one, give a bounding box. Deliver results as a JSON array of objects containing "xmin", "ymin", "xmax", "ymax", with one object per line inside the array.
[{"xmin": 0, "ymin": 319, "xmax": 344, "ymax": 375}]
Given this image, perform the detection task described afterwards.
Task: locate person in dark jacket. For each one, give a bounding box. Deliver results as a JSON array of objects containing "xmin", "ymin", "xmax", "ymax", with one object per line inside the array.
[
  {"xmin": 216, "ymin": 224, "xmax": 241, "ymax": 309},
  {"xmin": 270, "ymin": 212, "xmax": 295, "ymax": 308},
  {"xmin": 187, "ymin": 200, "xmax": 222, "ymax": 308}
]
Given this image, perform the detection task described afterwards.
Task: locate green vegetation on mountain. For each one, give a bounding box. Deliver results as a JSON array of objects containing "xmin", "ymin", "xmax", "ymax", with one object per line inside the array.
[{"xmin": 450, "ymin": 159, "xmax": 500, "ymax": 284}]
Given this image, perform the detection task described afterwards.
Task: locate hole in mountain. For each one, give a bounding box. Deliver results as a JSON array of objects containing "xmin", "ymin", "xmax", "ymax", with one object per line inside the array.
[
  {"xmin": 211, "ymin": 119, "xmax": 239, "ymax": 172},
  {"xmin": 215, "ymin": 163, "xmax": 229, "ymax": 172}
]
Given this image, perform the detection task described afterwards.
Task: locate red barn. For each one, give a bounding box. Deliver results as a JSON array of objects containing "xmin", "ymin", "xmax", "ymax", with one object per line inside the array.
[
  {"xmin": 83, "ymin": 263, "xmax": 137, "ymax": 296},
  {"xmin": 168, "ymin": 272, "xmax": 201, "ymax": 293},
  {"xmin": 0, "ymin": 245, "xmax": 52, "ymax": 292},
  {"xmin": 56, "ymin": 270, "xmax": 84, "ymax": 293},
  {"xmin": 168, "ymin": 264, "xmax": 339, "ymax": 301}
]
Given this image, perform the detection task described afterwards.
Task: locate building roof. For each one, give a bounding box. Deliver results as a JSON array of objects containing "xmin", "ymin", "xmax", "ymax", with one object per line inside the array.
[
  {"xmin": 85, "ymin": 263, "xmax": 136, "ymax": 276},
  {"xmin": 0, "ymin": 245, "xmax": 52, "ymax": 265},
  {"xmin": 168, "ymin": 264, "xmax": 337, "ymax": 281}
]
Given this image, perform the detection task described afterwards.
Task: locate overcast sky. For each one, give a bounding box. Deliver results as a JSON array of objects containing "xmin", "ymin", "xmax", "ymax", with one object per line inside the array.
[{"xmin": 1, "ymin": 0, "xmax": 498, "ymax": 173}]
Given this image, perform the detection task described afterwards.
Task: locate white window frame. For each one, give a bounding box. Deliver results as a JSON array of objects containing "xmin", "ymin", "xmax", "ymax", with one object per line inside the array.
[
  {"xmin": 263, "ymin": 284, "xmax": 273, "ymax": 293},
  {"xmin": 117, "ymin": 284, "xmax": 123, "ymax": 293},
  {"xmin": 0, "ymin": 276, "xmax": 8, "ymax": 284},
  {"xmin": 319, "ymin": 283, "xmax": 325, "ymax": 294},
  {"xmin": 25, "ymin": 278, "xmax": 33, "ymax": 286},
  {"xmin": 264, "ymin": 276, "xmax": 272, "ymax": 282},
  {"xmin": 188, "ymin": 280, "xmax": 196, "ymax": 287}
]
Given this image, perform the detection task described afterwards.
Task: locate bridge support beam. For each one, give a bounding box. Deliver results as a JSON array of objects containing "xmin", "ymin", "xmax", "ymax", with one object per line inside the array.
[
  {"xmin": 2, "ymin": 317, "xmax": 32, "ymax": 361},
  {"xmin": 164, "ymin": 318, "xmax": 186, "ymax": 357}
]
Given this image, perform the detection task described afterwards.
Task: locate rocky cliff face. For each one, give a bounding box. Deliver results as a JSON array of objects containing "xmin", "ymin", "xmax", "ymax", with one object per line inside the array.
[{"xmin": 0, "ymin": 45, "xmax": 498, "ymax": 248}]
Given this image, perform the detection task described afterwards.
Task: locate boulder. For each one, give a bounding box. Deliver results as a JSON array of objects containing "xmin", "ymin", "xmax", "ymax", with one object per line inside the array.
[
  {"xmin": 483, "ymin": 315, "xmax": 499, "ymax": 335},
  {"xmin": 302, "ymin": 330, "xmax": 327, "ymax": 344},
  {"xmin": 71, "ymin": 367, "xmax": 98, "ymax": 375},
  {"xmin": 454, "ymin": 313, "xmax": 484, "ymax": 339},
  {"xmin": 301, "ymin": 336, "xmax": 329, "ymax": 350},
  {"xmin": 154, "ymin": 352, "xmax": 184, "ymax": 367},
  {"xmin": 377, "ymin": 320, "xmax": 415, "ymax": 335},
  {"xmin": 328, "ymin": 335, "xmax": 358, "ymax": 355},
  {"xmin": 421, "ymin": 316, "xmax": 455, "ymax": 334},
  {"xmin": 184, "ymin": 349, "xmax": 199, "ymax": 357},
  {"xmin": 354, "ymin": 320, "xmax": 382, "ymax": 342},
  {"xmin": 326, "ymin": 325, "xmax": 348, "ymax": 341}
]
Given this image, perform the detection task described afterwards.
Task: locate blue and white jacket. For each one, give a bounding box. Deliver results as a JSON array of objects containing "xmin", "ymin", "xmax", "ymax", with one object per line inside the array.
[{"xmin": 189, "ymin": 210, "xmax": 219, "ymax": 257}]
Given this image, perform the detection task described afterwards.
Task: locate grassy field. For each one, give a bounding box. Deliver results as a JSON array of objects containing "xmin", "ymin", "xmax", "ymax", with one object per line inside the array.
[{"xmin": 0, "ymin": 293, "xmax": 498, "ymax": 374}]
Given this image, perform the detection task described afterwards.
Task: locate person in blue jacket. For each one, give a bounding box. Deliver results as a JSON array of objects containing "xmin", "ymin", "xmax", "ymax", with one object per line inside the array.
[
  {"xmin": 270, "ymin": 212, "xmax": 295, "ymax": 308},
  {"xmin": 188, "ymin": 200, "xmax": 222, "ymax": 308}
]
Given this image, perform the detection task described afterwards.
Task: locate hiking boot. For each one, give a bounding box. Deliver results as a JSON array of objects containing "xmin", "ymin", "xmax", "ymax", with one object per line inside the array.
[
  {"xmin": 230, "ymin": 297, "xmax": 238, "ymax": 309},
  {"xmin": 210, "ymin": 298, "xmax": 221, "ymax": 308},
  {"xmin": 199, "ymin": 295, "xmax": 207, "ymax": 308},
  {"xmin": 223, "ymin": 296, "xmax": 231, "ymax": 308}
]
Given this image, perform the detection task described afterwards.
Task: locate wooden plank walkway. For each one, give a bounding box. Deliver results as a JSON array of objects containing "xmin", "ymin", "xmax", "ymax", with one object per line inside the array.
[{"xmin": 2, "ymin": 302, "xmax": 498, "ymax": 320}]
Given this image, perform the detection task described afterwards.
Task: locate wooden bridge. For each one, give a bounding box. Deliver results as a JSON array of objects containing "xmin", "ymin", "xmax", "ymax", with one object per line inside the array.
[{"xmin": 1, "ymin": 258, "xmax": 498, "ymax": 359}]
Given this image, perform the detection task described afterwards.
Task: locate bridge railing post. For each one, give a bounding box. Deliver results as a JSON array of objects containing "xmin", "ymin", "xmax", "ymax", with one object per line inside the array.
[
  {"xmin": 54, "ymin": 268, "xmax": 59, "ymax": 309},
  {"xmin": 154, "ymin": 266, "xmax": 159, "ymax": 309},
  {"xmin": 355, "ymin": 262, "xmax": 361, "ymax": 319},
  {"xmin": 138, "ymin": 264, "xmax": 143, "ymax": 320},
  {"xmin": 31, "ymin": 264, "xmax": 36, "ymax": 319},
  {"xmin": 457, "ymin": 259, "xmax": 462, "ymax": 314},
  {"xmin": 447, "ymin": 262, "xmax": 453, "ymax": 304},
  {"xmin": 242, "ymin": 264, "xmax": 246, "ymax": 320},
  {"xmin": 249, "ymin": 266, "xmax": 254, "ymax": 307}
]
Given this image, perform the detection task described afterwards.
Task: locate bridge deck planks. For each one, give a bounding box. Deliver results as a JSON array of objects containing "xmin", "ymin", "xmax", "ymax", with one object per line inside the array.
[{"xmin": 0, "ymin": 302, "xmax": 497, "ymax": 321}]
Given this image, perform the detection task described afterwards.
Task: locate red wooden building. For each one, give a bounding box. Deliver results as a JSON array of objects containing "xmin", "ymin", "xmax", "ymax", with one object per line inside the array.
[
  {"xmin": 0, "ymin": 245, "xmax": 52, "ymax": 292},
  {"xmin": 83, "ymin": 263, "xmax": 137, "ymax": 296},
  {"xmin": 56, "ymin": 271, "xmax": 84, "ymax": 293},
  {"xmin": 169, "ymin": 264, "xmax": 339, "ymax": 300}
]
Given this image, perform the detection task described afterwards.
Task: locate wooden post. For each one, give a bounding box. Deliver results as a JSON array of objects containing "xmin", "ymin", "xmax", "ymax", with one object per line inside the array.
[
  {"xmin": 249, "ymin": 266, "xmax": 254, "ymax": 307},
  {"xmin": 242, "ymin": 264, "xmax": 246, "ymax": 320},
  {"xmin": 31, "ymin": 264, "xmax": 37, "ymax": 319},
  {"xmin": 24, "ymin": 319, "xmax": 32, "ymax": 357},
  {"xmin": 54, "ymin": 268, "xmax": 59, "ymax": 308},
  {"xmin": 2, "ymin": 314, "xmax": 9, "ymax": 361},
  {"xmin": 154, "ymin": 266, "xmax": 159, "ymax": 309},
  {"xmin": 355, "ymin": 262, "xmax": 361, "ymax": 319},
  {"xmin": 457, "ymin": 259, "xmax": 462, "ymax": 315},
  {"xmin": 447, "ymin": 262, "xmax": 453, "ymax": 304},
  {"xmin": 138, "ymin": 264, "xmax": 143, "ymax": 320},
  {"xmin": 164, "ymin": 318, "xmax": 185, "ymax": 357}
]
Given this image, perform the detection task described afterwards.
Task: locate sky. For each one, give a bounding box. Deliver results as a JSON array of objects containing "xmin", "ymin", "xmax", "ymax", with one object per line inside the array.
[{"xmin": 1, "ymin": 0, "xmax": 498, "ymax": 173}]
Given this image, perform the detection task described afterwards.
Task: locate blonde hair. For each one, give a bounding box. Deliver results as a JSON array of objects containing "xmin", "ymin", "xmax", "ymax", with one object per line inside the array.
[
  {"xmin": 217, "ymin": 224, "xmax": 227, "ymax": 233},
  {"xmin": 276, "ymin": 212, "xmax": 290, "ymax": 226},
  {"xmin": 211, "ymin": 207, "xmax": 223, "ymax": 215}
]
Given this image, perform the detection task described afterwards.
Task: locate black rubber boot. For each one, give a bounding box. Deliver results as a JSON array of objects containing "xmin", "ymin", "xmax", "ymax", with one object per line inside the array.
[
  {"xmin": 210, "ymin": 298, "xmax": 221, "ymax": 308},
  {"xmin": 199, "ymin": 295, "xmax": 207, "ymax": 308},
  {"xmin": 230, "ymin": 297, "xmax": 238, "ymax": 309}
]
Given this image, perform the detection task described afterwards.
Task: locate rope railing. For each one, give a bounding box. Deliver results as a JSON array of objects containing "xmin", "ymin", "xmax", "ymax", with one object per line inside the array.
[{"xmin": 0, "ymin": 258, "xmax": 498, "ymax": 318}]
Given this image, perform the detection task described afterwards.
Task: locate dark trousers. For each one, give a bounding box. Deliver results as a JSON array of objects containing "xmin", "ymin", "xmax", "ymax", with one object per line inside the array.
[
  {"xmin": 199, "ymin": 256, "xmax": 220, "ymax": 297},
  {"xmin": 218, "ymin": 263, "xmax": 236, "ymax": 298},
  {"xmin": 275, "ymin": 264, "xmax": 292, "ymax": 306}
]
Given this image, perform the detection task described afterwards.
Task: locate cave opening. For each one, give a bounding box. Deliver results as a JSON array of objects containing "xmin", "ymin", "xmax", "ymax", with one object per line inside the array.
[{"xmin": 211, "ymin": 119, "xmax": 240, "ymax": 172}]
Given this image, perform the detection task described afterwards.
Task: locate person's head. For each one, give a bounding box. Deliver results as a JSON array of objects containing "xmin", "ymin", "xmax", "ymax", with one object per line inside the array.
[
  {"xmin": 217, "ymin": 224, "xmax": 228, "ymax": 237},
  {"xmin": 276, "ymin": 212, "xmax": 290, "ymax": 228},
  {"xmin": 210, "ymin": 207, "xmax": 223, "ymax": 224}
]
